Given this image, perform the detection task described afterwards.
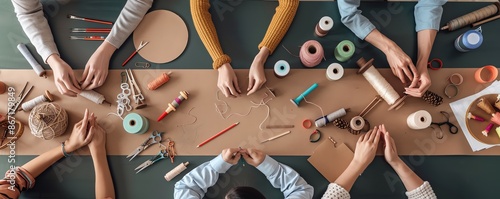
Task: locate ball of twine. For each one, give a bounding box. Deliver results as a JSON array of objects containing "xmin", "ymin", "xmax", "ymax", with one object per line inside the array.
[{"xmin": 29, "ymin": 103, "xmax": 68, "ymax": 140}]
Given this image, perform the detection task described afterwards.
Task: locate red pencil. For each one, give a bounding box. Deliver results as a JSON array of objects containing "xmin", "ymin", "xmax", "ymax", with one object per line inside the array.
[{"xmin": 197, "ymin": 122, "xmax": 240, "ymax": 148}]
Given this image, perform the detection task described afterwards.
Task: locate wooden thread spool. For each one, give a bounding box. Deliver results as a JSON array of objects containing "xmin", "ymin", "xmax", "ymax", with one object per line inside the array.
[
  {"xmin": 148, "ymin": 72, "xmax": 172, "ymax": 90},
  {"xmin": 20, "ymin": 90, "xmax": 54, "ymax": 112},
  {"xmin": 356, "ymin": 57, "xmax": 406, "ymax": 111},
  {"xmin": 442, "ymin": 3, "xmax": 500, "ymax": 31}
]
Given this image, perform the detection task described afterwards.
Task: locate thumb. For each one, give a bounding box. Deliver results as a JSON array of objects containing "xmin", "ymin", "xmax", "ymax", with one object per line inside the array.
[{"xmin": 241, "ymin": 152, "xmax": 252, "ymax": 162}]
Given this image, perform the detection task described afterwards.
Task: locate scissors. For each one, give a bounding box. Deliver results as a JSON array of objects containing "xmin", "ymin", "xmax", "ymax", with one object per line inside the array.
[
  {"xmin": 431, "ymin": 111, "xmax": 459, "ymax": 134},
  {"xmin": 127, "ymin": 131, "xmax": 164, "ymax": 161},
  {"xmin": 135, "ymin": 148, "xmax": 167, "ymax": 174}
]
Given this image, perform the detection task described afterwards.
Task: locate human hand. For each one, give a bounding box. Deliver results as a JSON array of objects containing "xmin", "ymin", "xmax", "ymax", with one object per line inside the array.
[
  {"xmin": 47, "ymin": 54, "xmax": 81, "ymax": 97},
  {"xmin": 378, "ymin": 124, "xmax": 402, "ymax": 166},
  {"xmin": 64, "ymin": 109, "xmax": 93, "ymax": 153},
  {"xmin": 405, "ymin": 67, "xmax": 431, "ymax": 97},
  {"xmin": 221, "ymin": 148, "xmax": 242, "ymax": 165},
  {"xmin": 241, "ymin": 148, "xmax": 266, "ymax": 167},
  {"xmin": 385, "ymin": 45, "xmax": 418, "ymax": 85},
  {"xmin": 81, "ymin": 41, "xmax": 115, "ymax": 90},
  {"xmin": 247, "ymin": 47, "xmax": 270, "ymax": 95},
  {"xmin": 217, "ymin": 63, "xmax": 241, "ymax": 98},
  {"xmin": 88, "ymin": 115, "xmax": 107, "ymax": 153},
  {"xmin": 352, "ymin": 126, "xmax": 381, "ymax": 169}
]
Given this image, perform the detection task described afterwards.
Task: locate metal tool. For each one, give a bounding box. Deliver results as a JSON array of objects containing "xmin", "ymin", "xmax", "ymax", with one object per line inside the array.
[
  {"xmin": 125, "ymin": 69, "xmax": 146, "ymax": 109},
  {"xmin": 431, "ymin": 111, "xmax": 459, "ymax": 134},
  {"xmin": 127, "ymin": 131, "xmax": 163, "ymax": 161},
  {"xmin": 135, "ymin": 148, "xmax": 168, "ymax": 174}
]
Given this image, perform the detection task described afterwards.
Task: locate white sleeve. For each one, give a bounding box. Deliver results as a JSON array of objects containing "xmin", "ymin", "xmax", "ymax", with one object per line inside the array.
[
  {"xmin": 11, "ymin": 0, "xmax": 59, "ymax": 63},
  {"xmin": 105, "ymin": 0, "xmax": 153, "ymax": 49},
  {"xmin": 406, "ymin": 181, "xmax": 437, "ymax": 199},
  {"xmin": 321, "ymin": 183, "xmax": 351, "ymax": 199}
]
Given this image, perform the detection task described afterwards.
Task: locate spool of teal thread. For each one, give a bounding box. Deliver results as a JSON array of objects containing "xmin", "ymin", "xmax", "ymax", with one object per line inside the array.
[
  {"xmin": 123, "ymin": 113, "xmax": 149, "ymax": 134},
  {"xmin": 290, "ymin": 83, "xmax": 319, "ymax": 107}
]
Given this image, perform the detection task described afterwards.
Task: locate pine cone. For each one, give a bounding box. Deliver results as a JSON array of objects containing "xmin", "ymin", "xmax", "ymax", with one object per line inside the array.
[
  {"xmin": 422, "ymin": 90, "xmax": 443, "ymax": 107},
  {"xmin": 348, "ymin": 127, "xmax": 361, "ymax": 135},
  {"xmin": 333, "ymin": 118, "xmax": 349, "ymax": 129}
]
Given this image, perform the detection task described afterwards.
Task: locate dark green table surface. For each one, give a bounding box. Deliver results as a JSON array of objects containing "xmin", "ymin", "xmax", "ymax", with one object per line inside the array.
[{"xmin": 1, "ymin": 0, "xmax": 500, "ymax": 199}]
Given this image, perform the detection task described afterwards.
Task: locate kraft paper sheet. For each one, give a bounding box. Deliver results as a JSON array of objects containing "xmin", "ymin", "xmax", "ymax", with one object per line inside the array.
[{"xmin": 0, "ymin": 68, "xmax": 499, "ymax": 156}]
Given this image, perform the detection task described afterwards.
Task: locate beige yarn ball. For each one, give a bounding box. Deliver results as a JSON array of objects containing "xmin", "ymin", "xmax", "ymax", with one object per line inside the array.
[{"xmin": 29, "ymin": 103, "xmax": 68, "ymax": 140}]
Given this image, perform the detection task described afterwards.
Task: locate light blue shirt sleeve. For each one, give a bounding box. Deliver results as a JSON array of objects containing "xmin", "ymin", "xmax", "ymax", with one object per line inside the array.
[
  {"xmin": 337, "ymin": 0, "xmax": 376, "ymax": 40},
  {"xmin": 337, "ymin": 0, "xmax": 446, "ymax": 39},
  {"xmin": 256, "ymin": 155, "xmax": 314, "ymax": 199},
  {"xmin": 173, "ymin": 154, "xmax": 232, "ymax": 199},
  {"xmin": 414, "ymin": 0, "xmax": 446, "ymax": 32}
]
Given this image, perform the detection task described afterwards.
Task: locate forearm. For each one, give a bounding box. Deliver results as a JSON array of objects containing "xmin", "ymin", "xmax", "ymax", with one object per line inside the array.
[
  {"xmin": 174, "ymin": 154, "xmax": 232, "ymax": 198},
  {"xmin": 333, "ymin": 160, "xmax": 366, "ymax": 192},
  {"xmin": 190, "ymin": 0, "xmax": 230, "ymax": 69},
  {"xmin": 416, "ymin": 29, "xmax": 437, "ymax": 73},
  {"xmin": 91, "ymin": 149, "xmax": 115, "ymax": 199},
  {"xmin": 257, "ymin": 155, "xmax": 314, "ymax": 198},
  {"xmin": 390, "ymin": 160, "xmax": 424, "ymax": 191},
  {"xmin": 258, "ymin": 0, "xmax": 299, "ymax": 53},
  {"xmin": 11, "ymin": 0, "xmax": 59, "ymax": 63},
  {"xmin": 105, "ymin": 0, "xmax": 153, "ymax": 49},
  {"xmin": 365, "ymin": 29, "xmax": 398, "ymax": 56},
  {"xmin": 22, "ymin": 146, "xmax": 65, "ymax": 178}
]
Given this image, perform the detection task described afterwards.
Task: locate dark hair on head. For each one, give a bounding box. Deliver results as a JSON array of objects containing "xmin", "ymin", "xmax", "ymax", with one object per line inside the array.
[{"xmin": 225, "ymin": 186, "xmax": 266, "ymax": 199}]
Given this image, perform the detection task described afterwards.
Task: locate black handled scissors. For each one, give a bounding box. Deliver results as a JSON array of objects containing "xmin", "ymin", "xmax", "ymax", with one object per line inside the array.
[{"xmin": 431, "ymin": 111, "xmax": 459, "ymax": 134}]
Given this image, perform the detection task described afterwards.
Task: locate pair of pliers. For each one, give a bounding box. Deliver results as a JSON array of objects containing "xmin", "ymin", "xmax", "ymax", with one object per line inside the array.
[
  {"xmin": 126, "ymin": 131, "xmax": 163, "ymax": 161},
  {"xmin": 135, "ymin": 149, "xmax": 168, "ymax": 174}
]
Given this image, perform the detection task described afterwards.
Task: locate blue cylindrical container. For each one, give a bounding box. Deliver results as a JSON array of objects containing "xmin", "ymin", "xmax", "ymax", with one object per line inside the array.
[{"xmin": 455, "ymin": 29, "xmax": 483, "ymax": 52}]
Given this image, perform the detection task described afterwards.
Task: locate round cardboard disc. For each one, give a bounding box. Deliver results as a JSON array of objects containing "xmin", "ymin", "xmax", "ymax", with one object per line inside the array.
[{"xmin": 133, "ymin": 10, "xmax": 188, "ymax": 64}]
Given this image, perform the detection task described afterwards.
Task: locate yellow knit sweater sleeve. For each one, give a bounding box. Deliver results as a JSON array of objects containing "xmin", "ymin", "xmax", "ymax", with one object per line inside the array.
[
  {"xmin": 190, "ymin": 0, "xmax": 231, "ymax": 70},
  {"xmin": 258, "ymin": 0, "xmax": 299, "ymax": 54}
]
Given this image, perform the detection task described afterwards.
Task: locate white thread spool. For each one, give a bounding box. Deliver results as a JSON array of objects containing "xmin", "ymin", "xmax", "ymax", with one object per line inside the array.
[
  {"xmin": 350, "ymin": 116, "xmax": 365, "ymax": 131},
  {"xmin": 315, "ymin": 16, "xmax": 334, "ymax": 37},
  {"xmin": 407, "ymin": 110, "xmax": 432, "ymax": 130},
  {"xmin": 326, "ymin": 63, "xmax": 344, "ymax": 81},
  {"xmin": 79, "ymin": 90, "xmax": 108, "ymax": 105},
  {"xmin": 17, "ymin": 43, "xmax": 46, "ymax": 78},
  {"xmin": 315, "ymin": 108, "xmax": 348, "ymax": 127},
  {"xmin": 21, "ymin": 90, "xmax": 54, "ymax": 112},
  {"xmin": 164, "ymin": 162, "xmax": 189, "ymax": 181},
  {"xmin": 274, "ymin": 60, "xmax": 290, "ymax": 78},
  {"xmin": 356, "ymin": 58, "xmax": 405, "ymax": 110}
]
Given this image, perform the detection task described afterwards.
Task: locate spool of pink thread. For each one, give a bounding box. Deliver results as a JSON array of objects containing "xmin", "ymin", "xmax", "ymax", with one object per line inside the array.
[{"xmin": 299, "ymin": 40, "xmax": 324, "ymax": 68}]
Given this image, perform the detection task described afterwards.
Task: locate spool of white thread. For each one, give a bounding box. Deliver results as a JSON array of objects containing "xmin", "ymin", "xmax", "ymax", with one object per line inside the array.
[
  {"xmin": 20, "ymin": 90, "xmax": 54, "ymax": 112},
  {"xmin": 79, "ymin": 90, "xmax": 106, "ymax": 105},
  {"xmin": 17, "ymin": 43, "xmax": 46, "ymax": 78},
  {"xmin": 407, "ymin": 110, "xmax": 432, "ymax": 130},
  {"xmin": 350, "ymin": 116, "xmax": 365, "ymax": 131},
  {"xmin": 326, "ymin": 63, "xmax": 344, "ymax": 81},
  {"xmin": 164, "ymin": 162, "xmax": 189, "ymax": 181},
  {"xmin": 274, "ymin": 60, "xmax": 290, "ymax": 78},
  {"xmin": 315, "ymin": 108, "xmax": 347, "ymax": 127},
  {"xmin": 315, "ymin": 16, "xmax": 334, "ymax": 37},
  {"xmin": 356, "ymin": 58, "xmax": 404, "ymax": 111}
]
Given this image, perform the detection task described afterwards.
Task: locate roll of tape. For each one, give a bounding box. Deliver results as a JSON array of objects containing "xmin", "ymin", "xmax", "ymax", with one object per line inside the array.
[
  {"xmin": 350, "ymin": 116, "xmax": 365, "ymax": 131},
  {"xmin": 274, "ymin": 60, "xmax": 290, "ymax": 78},
  {"xmin": 427, "ymin": 58, "xmax": 443, "ymax": 70},
  {"xmin": 449, "ymin": 73, "xmax": 463, "ymax": 85},
  {"xmin": 406, "ymin": 110, "xmax": 432, "ymax": 130},
  {"xmin": 302, "ymin": 119, "xmax": 312, "ymax": 129},
  {"xmin": 475, "ymin": 65, "xmax": 498, "ymax": 83},
  {"xmin": 326, "ymin": 63, "xmax": 344, "ymax": 81},
  {"xmin": 309, "ymin": 129, "xmax": 322, "ymax": 143},
  {"xmin": 123, "ymin": 113, "xmax": 149, "ymax": 134},
  {"xmin": 334, "ymin": 40, "xmax": 355, "ymax": 62},
  {"xmin": 315, "ymin": 16, "xmax": 333, "ymax": 37}
]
